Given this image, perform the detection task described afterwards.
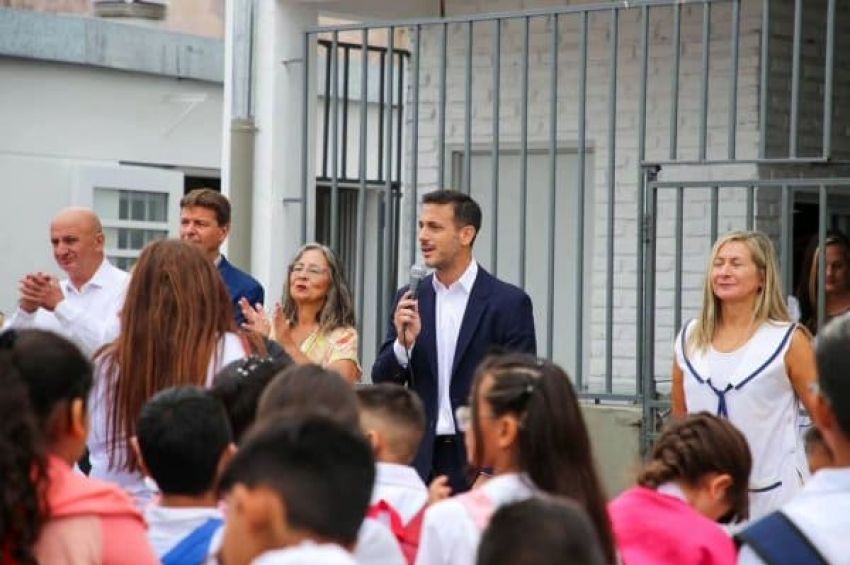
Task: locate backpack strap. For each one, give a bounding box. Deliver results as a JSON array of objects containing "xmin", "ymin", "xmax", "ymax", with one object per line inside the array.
[
  {"xmin": 735, "ymin": 511, "xmax": 828, "ymax": 565},
  {"xmin": 162, "ymin": 517, "xmax": 224, "ymax": 565}
]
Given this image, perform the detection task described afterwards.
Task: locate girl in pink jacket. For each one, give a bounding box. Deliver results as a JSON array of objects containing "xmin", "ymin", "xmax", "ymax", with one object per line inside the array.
[{"xmin": 0, "ymin": 329, "xmax": 156, "ymax": 565}]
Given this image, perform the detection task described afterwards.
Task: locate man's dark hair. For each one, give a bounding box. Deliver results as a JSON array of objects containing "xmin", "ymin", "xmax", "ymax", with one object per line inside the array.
[
  {"xmin": 356, "ymin": 384, "xmax": 425, "ymax": 463},
  {"xmin": 180, "ymin": 188, "xmax": 231, "ymax": 226},
  {"xmin": 257, "ymin": 364, "xmax": 359, "ymax": 429},
  {"xmin": 477, "ymin": 498, "xmax": 606, "ymax": 565},
  {"xmin": 422, "ymin": 190, "xmax": 482, "ymax": 242},
  {"xmin": 136, "ymin": 386, "xmax": 233, "ymax": 496},
  {"xmin": 211, "ymin": 356, "xmax": 291, "ymax": 443},
  {"xmin": 815, "ymin": 314, "xmax": 850, "ymax": 437},
  {"xmin": 219, "ymin": 415, "xmax": 375, "ymax": 546}
]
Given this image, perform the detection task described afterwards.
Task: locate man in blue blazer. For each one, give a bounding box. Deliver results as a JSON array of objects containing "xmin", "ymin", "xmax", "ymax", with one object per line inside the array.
[
  {"xmin": 180, "ymin": 189, "xmax": 264, "ymax": 325},
  {"xmin": 372, "ymin": 190, "xmax": 536, "ymax": 493}
]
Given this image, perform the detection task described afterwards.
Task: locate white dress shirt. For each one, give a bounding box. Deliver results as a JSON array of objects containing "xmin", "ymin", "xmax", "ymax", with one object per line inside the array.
[
  {"xmin": 354, "ymin": 518, "xmax": 406, "ymax": 565},
  {"xmin": 738, "ymin": 467, "xmax": 850, "ymax": 565},
  {"xmin": 252, "ymin": 542, "xmax": 356, "ymax": 565},
  {"xmin": 5, "ymin": 259, "xmax": 128, "ymax": 357},
  {"xmin": 143, "ymin": 505, "xmax": 224, "ymax": 559},
  {"xmin": 394, "ymin": 261, "xmax": 479, "ymax": 435},
  {"xmin": 371, "ymin": 462, "xmax": 429, "ymax": 524}
]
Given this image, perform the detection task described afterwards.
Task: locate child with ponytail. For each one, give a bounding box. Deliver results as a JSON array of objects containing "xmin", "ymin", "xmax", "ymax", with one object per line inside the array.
[
  {"xmin": 0, "ymin": 329, "xmax": 155, "ymax": 565},
  {"xmin": 608, "ymin": 412, "xmax": 752, "ymax": 565},
  {"xmin": 415, "ymin": 353, "xmax": 616, "ymax": 565}
]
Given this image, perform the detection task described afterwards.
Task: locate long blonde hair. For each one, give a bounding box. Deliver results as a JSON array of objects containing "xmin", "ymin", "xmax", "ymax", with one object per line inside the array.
[{"xmin": 688, "ymin": 231, "xmax": 790, "ymax": 352}]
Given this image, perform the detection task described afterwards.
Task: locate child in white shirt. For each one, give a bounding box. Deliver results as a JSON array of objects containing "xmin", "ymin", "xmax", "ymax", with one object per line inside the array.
[
  {"xmin": 415, "ymin": 354, "xmax": 617, "ymax": 565},
  {"xmin": 132, "ymin": 387, "xmax": 236, "ymax": 564}
]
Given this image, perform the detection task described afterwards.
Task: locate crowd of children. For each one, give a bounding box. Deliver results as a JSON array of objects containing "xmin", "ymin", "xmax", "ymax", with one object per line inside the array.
[{"xmin": 1, "ymin": 325, "xmax": 848, "ymax": 564}]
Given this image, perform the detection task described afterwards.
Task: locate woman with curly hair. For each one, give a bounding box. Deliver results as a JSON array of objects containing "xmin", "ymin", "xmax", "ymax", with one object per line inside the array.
[
  {"xmin": 0, "ymin": 329, "xmax": 155, "ymax": 564},
  {"xmin": 240, "ymin": 243, "xmax": 361, "ymax": 383}
]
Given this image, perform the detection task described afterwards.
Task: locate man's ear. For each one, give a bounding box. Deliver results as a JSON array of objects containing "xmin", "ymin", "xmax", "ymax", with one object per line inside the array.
[
  {"xmin": 365, "ymin": 429, "xmax": 382, "ymax": 455},
  {"xmin": 459, "ymin": 225, "xmax": 476, "ymax": 247},
  {"xmin": 129, "ymin": 436, "xmax": 152, "ymax": 478}
]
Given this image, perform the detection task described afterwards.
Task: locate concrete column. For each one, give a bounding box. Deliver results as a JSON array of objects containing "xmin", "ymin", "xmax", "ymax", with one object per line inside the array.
[{"xmin": 223, "ymin": 0, "xmax": 318, "ymax": 299}]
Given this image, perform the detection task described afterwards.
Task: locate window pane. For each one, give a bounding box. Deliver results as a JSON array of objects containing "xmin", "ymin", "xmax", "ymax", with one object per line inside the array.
[{"xmin": 147, "ymin": 193, "xmax": 168, "ymax": 222}]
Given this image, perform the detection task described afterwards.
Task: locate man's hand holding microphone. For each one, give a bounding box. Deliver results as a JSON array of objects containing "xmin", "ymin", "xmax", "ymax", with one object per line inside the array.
[{"xmin": 394, "ymin": 265, "xmax": 428, "ymax": 349}]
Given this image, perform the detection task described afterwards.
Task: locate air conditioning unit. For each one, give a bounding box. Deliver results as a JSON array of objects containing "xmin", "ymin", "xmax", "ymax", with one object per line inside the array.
[{"xmin": 93, "ymin": 0, "xmax": 167, "ymax": 20}]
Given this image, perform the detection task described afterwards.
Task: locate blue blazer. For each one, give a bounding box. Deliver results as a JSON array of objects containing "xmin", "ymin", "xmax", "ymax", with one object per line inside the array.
[
  {"xmin": 371, "ymin": 267, "xmax": 537, "ymax": 478},
  {"xmin": 218, "ymin": 255, "xmax": 265, "ymax": 325}
]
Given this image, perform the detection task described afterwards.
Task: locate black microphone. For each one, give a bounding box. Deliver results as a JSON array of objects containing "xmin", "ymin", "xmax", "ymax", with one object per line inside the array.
[
  {"xmin": 407, "ymin": 264, "xmax": 428, "ymax": 299},
  {"xmin": 402, "ymin": 265, "xmax": 427, "ymax": 388}
]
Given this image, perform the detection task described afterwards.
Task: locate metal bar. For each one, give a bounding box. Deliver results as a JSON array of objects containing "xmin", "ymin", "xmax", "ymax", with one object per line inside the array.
[
  {"xmin": 817, "ymin": 185, "xmax": 827, "ymax": 329},
  {"xmin": 699, "ymin": 2, "xmax": 710, "ymax": 161},
  {"xmin": 396, "ymin": 50, "xmax": 404, "ymax": 184},
  {"xmin": 322, "ymin": 42, "xmax": 331, "ymax": 179},
  {"xmin": 643, "ymin": 180, "xmax": 658, "ymax": 452},
  {"xmin": 823, "ymin": 0, "xmax": 836, "ymax": 160},
  {"xmin": 409, "ymin": 25, "xmax": 421, "ymax": 267},
  {"xmin": 355, "ymin": 28, "xmax": 369, "ymax": 361},
  {"xmin": 669, "ymin": 2, "xmax": 681, "ymax": 160},
  {"xmin": 300, "ymin": 32, "xmax": 311, "ymax": 245},
  {"xmin": 520, "ymin": 16, "xmax": 530, "ymax": 288},
  {"xmin": 636, "ymin": 5, "xmax": 649, "ymax": 390},
  {"xmin": 651, "ymin": 178, "xmax": 850, "ymax": 189},
  {"xmin": 463, "ymin": 20, "xmax": 473, "ymax": 194},
  {"xmin": 780, "ymin": 184, "xmax": 790, "ymax": 292},
  {"xmin": 437, "ymin": 23, "xmax": 447, "ymax": 188},
  {"xmin": 305, "ymin": 0, "xmax": 733, "ymax": 32},
  {"xmin": 606, "ymin": 7, "xmax": 618, "ymax": 391},
  {"xmin": 575, "ymin": 11, "xmax": 588, "ymax": 389},
  {"xmin": 789, "ymin": 0, "xmax": 802, "ymax": 158},
  {"xmin": 728, "ymin": 0, "xmax": 740, "ymax": 159},
  {"xmin": 674, "ymin": 186, "xmax": 684, "ymax": 334},
  {"xmin": 643, "ymin": 157, "xmax": 840, "ymax": 168},
  {"xmin": 746, "ymin": 185, "xmax": 754, "ymax": 230},
  {"xmin": 491, "ymin": 18, "xmax": 500, "ymax": 275},
  {"xmin": 759, "ymin": 0, "xmax": 769, "ymax": 159},
  {"xmin": 382, "ymin": 29, "xmax": 396, "ymax": 332},
  {"xmin": 546, "ymin": 13, "xmax": 558, "ymax": 360},
  {"xmin": 710, "ymin": 185, "xmax": 718, "ymax": 243},
  {"xmin": 341, "ymin": 46, "xmax": 350, "ymax": 178},
  {"xmin": 378, "ymin": 50, "xmax": 385, "ymax": 181},
  {"xmin": 330, "ymin": 32, "xmax": 340, "ymax": 251}
]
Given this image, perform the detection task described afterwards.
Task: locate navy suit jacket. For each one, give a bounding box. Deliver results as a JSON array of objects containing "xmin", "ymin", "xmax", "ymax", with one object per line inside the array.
[
  {"xmin": 371, "ymin": 267, "xmax": 536, "ymax": 479},
  {"xmin": 218, "ymin": 255, "xmax": 264, "ymax": 326}
]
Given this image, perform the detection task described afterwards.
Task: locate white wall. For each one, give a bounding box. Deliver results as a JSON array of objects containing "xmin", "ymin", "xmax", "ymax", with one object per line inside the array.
[{"xmin": 0, "ymin": 59, "xmax": 224, "ymax": 313}]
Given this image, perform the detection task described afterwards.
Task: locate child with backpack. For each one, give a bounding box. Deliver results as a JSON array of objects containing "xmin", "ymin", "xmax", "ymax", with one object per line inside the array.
[
  {"xmin": 607, "ymin": 412, "xmax": 752, "ymax": 565},
  {"xmin": 357, "ymin": 384, "xmax": 430, "ymax": 562},
  {"xmin": 132, "ymin": 386, "xmax": 236, "ymax": 565},
  {"xmin": 415, "ymin": 353, "xmax": 616, "ymax": 565}
]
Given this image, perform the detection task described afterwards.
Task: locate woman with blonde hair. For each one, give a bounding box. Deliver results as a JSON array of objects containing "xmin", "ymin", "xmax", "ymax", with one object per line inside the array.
[
  {"xmin": 240, "ymin": 243, "xmax": 361, "ymax": 383},
  {"xmin": 88, "ymin": 239, "xmax": 246, "ymax": 505},
  {"xmin": 671, "ymin": 230, "xmax": 817, "ymax": 521}
]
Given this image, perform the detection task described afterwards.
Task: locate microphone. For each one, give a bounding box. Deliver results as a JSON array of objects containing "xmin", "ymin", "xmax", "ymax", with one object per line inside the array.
[{"xmin": 408, "ymin": 264, "xmax": 428, "ymax": 299}]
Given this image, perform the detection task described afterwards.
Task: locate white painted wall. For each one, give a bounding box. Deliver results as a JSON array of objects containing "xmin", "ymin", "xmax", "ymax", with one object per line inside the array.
[{"xmin": 0, "ymin": 59, "xmax": 224, "ymax": 313}]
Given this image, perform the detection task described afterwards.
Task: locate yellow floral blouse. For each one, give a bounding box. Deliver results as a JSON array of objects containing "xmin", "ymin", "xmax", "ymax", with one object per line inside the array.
[{"xmin": 300, "ymin": 325, "xmax": 361, "ymax": 376}]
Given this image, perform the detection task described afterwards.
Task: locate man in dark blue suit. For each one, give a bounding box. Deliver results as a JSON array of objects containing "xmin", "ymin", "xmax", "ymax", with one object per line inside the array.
[
  {"xmin": 180, "ymin": 189, "xmax": 264, "ymax": 325},
  {"xmin": 372, "ymin": 190, "xmax": 536, "ymax": 493}
]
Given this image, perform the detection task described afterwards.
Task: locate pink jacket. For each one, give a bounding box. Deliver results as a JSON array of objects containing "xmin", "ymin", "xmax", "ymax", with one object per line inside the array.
[
  {"xmin": 34, "ymin": 456, "xmax": 157, "ymax": 565},
  {"xmin": 608, "ymin": 486, "xmax": 737, "ymax": 565}
]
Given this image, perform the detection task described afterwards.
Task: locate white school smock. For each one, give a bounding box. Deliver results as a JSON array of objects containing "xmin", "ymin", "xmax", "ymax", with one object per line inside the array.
[
  {"xmin": 87, "ymin": 332, "xmax": 246, "ymax": 507},
  {"xmin": 415, "ymin": 473, "xmax": 535, "ymax": 565},
  {"xmin": 674, "ymin": 320, "xmax": 808, "ymax": 521},
  {"xmin": 371, "ymin": 462, "xmax": 429, "ymax": 525}
]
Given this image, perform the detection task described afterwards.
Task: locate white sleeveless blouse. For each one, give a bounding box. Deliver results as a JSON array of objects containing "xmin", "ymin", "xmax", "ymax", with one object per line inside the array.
[{"xmin": 674, "ymin": 320, "xmax": 808, "ymax": 521}]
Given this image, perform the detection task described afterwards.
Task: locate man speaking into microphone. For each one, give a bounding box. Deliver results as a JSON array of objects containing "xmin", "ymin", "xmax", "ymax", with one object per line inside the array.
[{"xmin": 372, "ymin": 190, "xmax": 536, "ymax": 493}]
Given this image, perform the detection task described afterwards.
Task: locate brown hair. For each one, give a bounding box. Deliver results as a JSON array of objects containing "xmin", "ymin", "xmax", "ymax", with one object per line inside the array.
[
  {"xmin": 180, "ymin": 188, "xmax": 231, "ymax": 226},
  {"xmin": 470, "ymin": 354, "xmax": 616, "ymax": 564},
  {"xmin": 98, "ymin": 239, "xmax": 235, "ymax": 471},
  {"xmin": 257, "ymin": 364, "xmax": 359, "ymax": 429},
  {"xmin": 356, "ymin": 384, "xmax": 426, "ymax": 463},
  {"xmin": 638, "ymin": 413, "xmax": 752, "ymax": 523}
]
